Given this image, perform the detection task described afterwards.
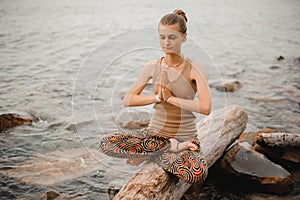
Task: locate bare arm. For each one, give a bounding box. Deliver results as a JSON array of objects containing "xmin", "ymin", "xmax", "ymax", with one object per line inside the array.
[
  {"xmin": 123, "ymin": 60, "xmax": 157, "ymax": 107},
  {"xmin": 163, "ymin": 62, "xmax": 212, "ymax": 115}
]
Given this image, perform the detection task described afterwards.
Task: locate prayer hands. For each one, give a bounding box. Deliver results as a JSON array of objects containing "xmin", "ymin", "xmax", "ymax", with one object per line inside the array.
[{"xmin": 158, "ymin": 71, "xmax": 172, "ymax": 102}]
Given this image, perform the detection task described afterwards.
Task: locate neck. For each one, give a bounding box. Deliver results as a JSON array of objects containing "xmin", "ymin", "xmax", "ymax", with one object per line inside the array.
[{"xmin": 165, "ymin": 53, "xmax": 183, "ymax": 67}]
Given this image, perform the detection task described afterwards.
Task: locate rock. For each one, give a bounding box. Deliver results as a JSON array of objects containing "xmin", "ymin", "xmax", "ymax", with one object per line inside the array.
[
  {"xmin": 43, "ymin": 190, "xmax": 87, "ymax": 200},
  {"xmin": 209, "ymin": 80, "xmax": 243, "ymax": 92},
  {"xmin": 277, "ymin": 55, "xmax": 285, "ymax": 61},
  {"xmin": 0, "ymin": 112, "xmax": 37, "ymax": 132},
  {"xmin": 255, "ymin": 144, "xmax": 300, "ymax": 165},
  {"xmin": 270, "ymin": 65, "xmax": 280, "ymax": 70},
  {"xmin": 239, "ymin": 129, "xmax": 300, "ymax": 168},
  {"xmin": 45, "ymin": 190, "xmax": 60, "ymax": 200},
  {"xmin": 112, "ymin": 105, "xmax": 248, "ymax": 200},
  {"xmin": 0, "ymin": 148, "xmax": 101, "ymax": 186},
  {"xmin": 218, "ymin": 141, "xmax": 294, "ymax": 194},
  {"xmin": 114, "ymin": 107, "xmax": 151, "ymax": 129}
]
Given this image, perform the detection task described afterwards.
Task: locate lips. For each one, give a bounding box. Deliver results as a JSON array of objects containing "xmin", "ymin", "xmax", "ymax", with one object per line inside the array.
[{"xmin": 163, "ymin": 47, "xmax": 172, "ymax": 50}]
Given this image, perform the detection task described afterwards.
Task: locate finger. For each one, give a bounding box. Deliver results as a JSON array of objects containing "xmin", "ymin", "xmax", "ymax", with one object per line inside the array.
[{"xmin": 162, "ymin": 87, "xmax": 166, "ymax": 99}]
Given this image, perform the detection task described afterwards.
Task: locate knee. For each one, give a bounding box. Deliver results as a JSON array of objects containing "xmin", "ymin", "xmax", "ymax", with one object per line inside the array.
[{"xmin": 179, "ymin": 166, "xmax": 208, "ymax": 184}]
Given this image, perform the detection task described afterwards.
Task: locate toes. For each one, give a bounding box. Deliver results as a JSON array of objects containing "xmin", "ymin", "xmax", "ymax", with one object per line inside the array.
[{"xmin": 189, "ymin": 143, "xmax": 198, "ymax": 151}]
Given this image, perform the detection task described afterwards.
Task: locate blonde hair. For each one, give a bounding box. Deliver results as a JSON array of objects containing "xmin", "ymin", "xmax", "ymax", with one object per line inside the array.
[{"xmin": 159, "ymin": 9, "xmax": 188, "ymax": 34}]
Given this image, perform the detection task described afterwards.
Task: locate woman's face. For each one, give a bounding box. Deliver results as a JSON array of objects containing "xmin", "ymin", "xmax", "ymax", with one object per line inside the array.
[{"xmin": 158, "ymin": 23, "xmax": 186, "ymax": 55}]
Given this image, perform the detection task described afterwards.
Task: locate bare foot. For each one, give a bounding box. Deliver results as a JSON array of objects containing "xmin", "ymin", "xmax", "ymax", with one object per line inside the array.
[
  {"xmin": 169, "ymin": 138, "xmax": 198, "ymax": 152},
  {"xmin": 126, "ymin": 157, "xmax": 149, "ymax": 166}
]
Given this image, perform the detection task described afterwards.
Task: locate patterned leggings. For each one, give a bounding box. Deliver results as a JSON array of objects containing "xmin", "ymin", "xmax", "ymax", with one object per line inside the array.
[{"xmin": 99, "ymin": 129, "xmax": 208, "ymax": 184}]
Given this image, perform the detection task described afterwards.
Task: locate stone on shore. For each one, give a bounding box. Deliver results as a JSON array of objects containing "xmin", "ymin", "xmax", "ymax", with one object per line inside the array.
[
  {"xmin": 239, "ymin": 129, "xmax": 300, "ymax": 166},
  {"xmin": 0, "ymin": 112, "xmax": 37, "ymax": 132},
  {"xmin": 218, "ymin": 139, "xmax": 294, "ymax": 194},
  {"xmin": 0, "ymin": 148, "xmax": 101, "ymax": 186},
  {"xmin": 114, "ymin": 107, "xmax": 151, "ymax": 129},
  {"xmin": 44, "ymin": 190, "xmax": 87, "ymax": 200},
  {"xmin": 209, "ymin": 80, "xmax": 243, "ymax": 92}
]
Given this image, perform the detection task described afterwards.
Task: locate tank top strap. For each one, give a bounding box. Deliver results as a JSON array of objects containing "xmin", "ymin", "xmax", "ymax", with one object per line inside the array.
[
  {"xmin": 182, "ymin": 58, "xmax": 192, "ymax": 78},
  {"xmin": 152, "ymin": 57, "xmax": 164, "ymax": 84}
]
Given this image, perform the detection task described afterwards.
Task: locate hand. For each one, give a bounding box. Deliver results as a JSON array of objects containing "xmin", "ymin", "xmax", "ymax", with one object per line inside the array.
[
  {"xmin": 162, "ymin": 86, "xmax": 172, "ymax": 101},
  {"xmin": 161, "ymin": 71, "xmax": 172, "ymax": 101}
]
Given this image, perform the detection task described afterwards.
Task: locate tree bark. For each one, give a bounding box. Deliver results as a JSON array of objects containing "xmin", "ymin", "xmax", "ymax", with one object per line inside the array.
[
  {"xmin": 113, "ymin": 105, "xmax": 248, "ymax": 200},
  {"xmin": 256, "ymin": 132, "xmax": 300, "ymax": 147}
]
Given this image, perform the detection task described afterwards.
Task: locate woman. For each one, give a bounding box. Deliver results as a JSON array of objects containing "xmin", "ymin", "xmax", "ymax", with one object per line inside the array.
[{"xmin": 99, "ymin": 9, "xmax": 212, "ymax": 184}]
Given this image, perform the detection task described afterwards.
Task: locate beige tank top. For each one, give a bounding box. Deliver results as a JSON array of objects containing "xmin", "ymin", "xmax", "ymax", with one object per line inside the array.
[{"xmin": 148, "ymin": 57, "xmax": 198, "ymax": 141}]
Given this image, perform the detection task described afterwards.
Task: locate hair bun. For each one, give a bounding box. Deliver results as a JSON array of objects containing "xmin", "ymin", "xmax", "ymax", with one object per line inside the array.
[{"xmin": 173, "ymin": 9, "xmax": 188, "ymax": 22}]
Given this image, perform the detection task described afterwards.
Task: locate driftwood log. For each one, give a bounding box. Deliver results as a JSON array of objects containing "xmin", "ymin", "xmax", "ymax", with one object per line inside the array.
[
  {"xmin": 256, "ymin": 132, "xmax": 300, "ymax": 147},
  {"xmin": 113, "ymin": 105, "xmax": 248, "ymax": 200},
  {"xmin": 253, "ymin": 131, "xmax": 300, "ymax": 164}
]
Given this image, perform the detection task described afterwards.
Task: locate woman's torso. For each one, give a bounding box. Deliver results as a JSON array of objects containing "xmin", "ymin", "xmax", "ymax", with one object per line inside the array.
[{"xmin": 148, "ymin": 57, "xmax": 198, "ymax": 141}]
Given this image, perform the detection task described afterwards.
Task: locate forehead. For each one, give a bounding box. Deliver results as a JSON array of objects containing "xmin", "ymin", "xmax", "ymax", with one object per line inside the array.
[{"xmin": 158, "ymin": 24, "xmax": 181, "ymax": 35}]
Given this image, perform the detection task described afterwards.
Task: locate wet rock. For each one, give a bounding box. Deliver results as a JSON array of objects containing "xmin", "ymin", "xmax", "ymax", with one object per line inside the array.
[
  {"xmin": 255, "ymin": 144, "xmax": 300, "ymax": 166},
  {"xmin": 209, "ymin": 80, "xmax": 243, "ymax": 92},
  {"xmin": 277, "ymin": 55, "xmax": 285, "ymax": 61},
  {"xmin": 43, "ymin": 190, "xmax": 87, "ymax": 200},
  {"xmin": 115, "ymin": 107, "xmax": 151, "ymax": 129},
  {"xmin": 238, "ymin": 129, "xmax": 300, "ymax": 168},
  {"xmin": 0, "ymin": 148, "xmax": 101, "ymax": 186},
  {"xmin": 218, "ymin": 141, "xmax": 294, "ymax": 194},
  {"xmin": 270, "ymin": 65, "xmax": 280, "ymax": 70},
  {"xmin": 0, "ymin": 112, "xmax": 37, "ymax": 132},
  {"xmin": 45, "ymin": 190, "xmax": 60, "ymax": 200}
]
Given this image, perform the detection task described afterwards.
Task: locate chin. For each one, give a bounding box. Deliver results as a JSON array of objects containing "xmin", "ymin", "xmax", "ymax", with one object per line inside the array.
[{"xmin": 163, "ymin": 49, "xmax": 174, "ymax": 54}]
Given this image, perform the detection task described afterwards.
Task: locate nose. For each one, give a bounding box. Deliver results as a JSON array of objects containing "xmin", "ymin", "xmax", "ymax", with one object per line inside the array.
[{"xmin": 164, "ymin": 38, "xmax": 170, "ymax": 46}]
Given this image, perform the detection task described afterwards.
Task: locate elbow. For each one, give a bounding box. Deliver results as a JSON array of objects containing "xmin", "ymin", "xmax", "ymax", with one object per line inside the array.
[
  {"xmin": 123, "ymin": 94, "xmax": 130, "ymax": 107},
  {"xmin": 123, "ymin": 93, "xmax": 134, "ymax": 107},
  {"xmin": 123, "ymin": 101, "xmax": 129, "ymax": 107},
  {"xmin": 199, "ymin": 101, "xmax": 211, "ymax": 115},
  {"xmin": 202, "ymin": 109, "xmax": 211, "ymax": 115}
]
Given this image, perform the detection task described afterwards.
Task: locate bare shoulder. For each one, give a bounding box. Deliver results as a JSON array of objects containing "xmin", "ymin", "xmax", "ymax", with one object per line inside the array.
[
  {"xmin": 145, "ymin": 59, "xmax": 158, "ymax": 68},
  {"xmin": 142, "ymin": 59, "xmax": 159, "ymax": 77},
  {"xmin": 189, "ymin": 60, "xmax": 208, "ymax": 81}
]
